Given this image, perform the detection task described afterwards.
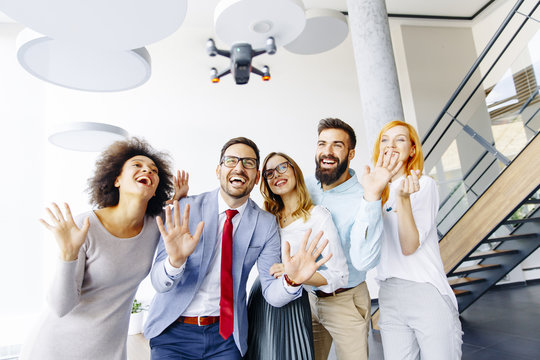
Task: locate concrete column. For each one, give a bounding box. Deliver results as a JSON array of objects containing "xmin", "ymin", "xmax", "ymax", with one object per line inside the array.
[{"xmin": 347, "ymin": 0, "xmax": 404, "ymax": 149}]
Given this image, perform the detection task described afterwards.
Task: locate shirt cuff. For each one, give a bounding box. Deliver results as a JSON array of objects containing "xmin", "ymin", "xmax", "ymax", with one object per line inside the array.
[
  {"xmin": 164, "ymin": 257, "xmax": 186, "ymax": 279},
  {"xmin": 282, "ymin": 276, "xmax": 302, "ymax": 294}
]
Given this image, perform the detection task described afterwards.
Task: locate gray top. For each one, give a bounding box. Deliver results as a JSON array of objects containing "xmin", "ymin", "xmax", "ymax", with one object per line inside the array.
[{"xmin": 21, "ymin": 211, "xmax": 160, "ymax": 360}]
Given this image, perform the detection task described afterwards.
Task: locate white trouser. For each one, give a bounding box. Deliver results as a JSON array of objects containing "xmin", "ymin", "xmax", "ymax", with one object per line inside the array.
[{"xmin": 378, "ymin": 277, "xmax": 463, "ymax": 360}]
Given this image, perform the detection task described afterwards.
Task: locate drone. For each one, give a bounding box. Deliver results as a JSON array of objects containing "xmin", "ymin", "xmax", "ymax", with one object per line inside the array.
[{"xmin": 206, "ymin": 37, "xmax": 276, "ymax": 85}]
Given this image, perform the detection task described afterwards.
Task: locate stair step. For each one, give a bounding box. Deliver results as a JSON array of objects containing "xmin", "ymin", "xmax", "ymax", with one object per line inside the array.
[
  {"xmin": 451, "ymin": 264, "xmax": 501, "ymax": 275},
  {"xmin": 453, "ymin": 289, "xmax": 471, "ymax": 297},
  {"xmin": 467, "ymin": 249, "xmax": 519, "ymax": 260},
  {"xmin": 503, "ymin": 217, "xmax": 540, "ymax": 225},
  {"xmin": 483, "ymin": 233, "xmax": 540, "ymax": 243},
  {"xmin": 524, "ymin": 198, "xmax": 540, "ymax": 204},
  {"xmin": 448, "ymin": 277, "xmax": 485, "ymax": 287}
]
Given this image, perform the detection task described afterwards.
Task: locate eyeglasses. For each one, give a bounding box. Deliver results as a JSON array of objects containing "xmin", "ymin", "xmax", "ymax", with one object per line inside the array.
[
  {"xmin": 263, "ymin": 161, "xmax": 292, "ymax": 179},
  {"xmin": 221, "ymin": 156, "xmax": 258, "ymax": 169}
]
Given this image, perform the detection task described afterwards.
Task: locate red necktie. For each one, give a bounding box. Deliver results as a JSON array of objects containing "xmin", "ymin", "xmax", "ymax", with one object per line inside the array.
[{"xmin": 219, "ymin": 209, "xmax": 238, "ymax": 340}]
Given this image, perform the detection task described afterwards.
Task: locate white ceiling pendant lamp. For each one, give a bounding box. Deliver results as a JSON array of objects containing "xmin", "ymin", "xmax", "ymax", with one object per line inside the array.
[
  {"xmin": 16, "ymin": 29, "xmax": 151, "ymax": 92},
  {"xmin": 48, "ymin": 122, "xmax": 129, "ymax": 152},
  {"xmin": 1, "ymin": 0, "xmax": 187, "ymax": 50},
  {"xmin": 214, "ymin": 0, "xmax": 306, "ymax": 48},
  {"xmin": 284, "ymin": 9, "xmax": 349, "ymax": 55}
]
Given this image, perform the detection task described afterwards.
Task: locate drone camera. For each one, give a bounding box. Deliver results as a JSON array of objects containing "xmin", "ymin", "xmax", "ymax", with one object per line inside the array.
[{"xmin": 210, "ymin": 67, "xmax": 219, "ymax": 83}]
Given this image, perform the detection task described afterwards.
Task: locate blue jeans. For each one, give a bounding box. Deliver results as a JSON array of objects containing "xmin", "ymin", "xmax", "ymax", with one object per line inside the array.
[{"xmin": 150, "ymin": 321, "xmax": 242, "ymax": 360}]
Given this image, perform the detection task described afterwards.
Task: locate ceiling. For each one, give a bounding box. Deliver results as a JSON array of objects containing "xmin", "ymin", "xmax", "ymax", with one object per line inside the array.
[{"xmin": 0, "ymin": 0, "xmax": 496, "ymax": 25}]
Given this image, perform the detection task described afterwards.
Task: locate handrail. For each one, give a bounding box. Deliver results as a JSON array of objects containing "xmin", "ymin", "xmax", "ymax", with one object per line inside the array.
[{"xmin": 422, "ymin": 0, "xmax": 524, "ymax": 145}]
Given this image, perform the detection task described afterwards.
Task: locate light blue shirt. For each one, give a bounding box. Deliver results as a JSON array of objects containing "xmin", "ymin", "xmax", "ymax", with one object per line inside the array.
[{"xmin": 306, "ymin": 169, "xmax": 383, "ymax": 288}]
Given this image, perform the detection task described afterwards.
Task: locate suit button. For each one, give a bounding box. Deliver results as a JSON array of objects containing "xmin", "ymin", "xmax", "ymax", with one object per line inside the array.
[{"xmin": 165, "ymin": 281, "xmax": 172, "ymax": 286}]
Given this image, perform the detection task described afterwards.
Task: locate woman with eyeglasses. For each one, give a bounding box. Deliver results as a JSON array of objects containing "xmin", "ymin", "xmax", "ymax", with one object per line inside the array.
[
  {"xmin": 373, "ymin": 121, "xmax": 462, "ymax": 359},
  {"xmin": 245, "ymin": 152, "xmax": 348, "ymax": 360}
]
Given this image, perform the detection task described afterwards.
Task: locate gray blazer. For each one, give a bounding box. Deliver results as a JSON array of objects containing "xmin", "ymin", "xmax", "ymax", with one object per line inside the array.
[{"xmin": 144, "ymin": 188, "xmax": 301, "ymax": 355}]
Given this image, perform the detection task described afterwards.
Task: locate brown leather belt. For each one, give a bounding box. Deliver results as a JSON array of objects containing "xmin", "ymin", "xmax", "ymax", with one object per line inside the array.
[
  {"xmin": 314, "ymin": 287, "xmax": 353, "ymax": 298},
  {"xmin": 177, "ymin": 316, "xmax": 220, "ymax": 326}
]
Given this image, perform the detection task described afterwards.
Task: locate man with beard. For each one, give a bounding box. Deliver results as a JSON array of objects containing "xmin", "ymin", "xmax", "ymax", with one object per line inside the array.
[
  {"xmin": 306, "ymin": 118, "xmax": 401, "ymax": 360},
  {"xmin": 145, "ymin": 137, "xmax": 332, "ymax": 360}
]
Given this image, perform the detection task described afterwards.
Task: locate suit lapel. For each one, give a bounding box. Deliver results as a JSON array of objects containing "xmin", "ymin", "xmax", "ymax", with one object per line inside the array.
[
  {"xmin": 232, "ymin": 198, "xmax": 258, "ymax": 294},
  {"xmin": 197, "ymin": 189, "xmax": 220, "ymax": 286}
]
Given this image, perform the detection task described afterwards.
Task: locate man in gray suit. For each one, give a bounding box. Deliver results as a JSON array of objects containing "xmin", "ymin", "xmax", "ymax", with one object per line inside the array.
[{"xmin": 145, "ymin": 137, "xmax": 330, "ymax": 359}]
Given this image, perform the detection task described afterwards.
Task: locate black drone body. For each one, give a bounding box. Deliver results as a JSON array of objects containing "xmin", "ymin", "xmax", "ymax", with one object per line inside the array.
[{"xmin": 206, "ymin": 37, "xmax": 276, "ymax": 85}]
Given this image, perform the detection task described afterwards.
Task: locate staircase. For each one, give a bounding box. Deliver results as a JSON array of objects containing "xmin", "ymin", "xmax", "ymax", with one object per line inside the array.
[{"xmin": 371, "ymin": 0, "xmax": 540, "ymax": 327}]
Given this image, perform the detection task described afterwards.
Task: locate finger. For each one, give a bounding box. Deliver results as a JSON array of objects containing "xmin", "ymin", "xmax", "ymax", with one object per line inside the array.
[
  {"xmin": 306, "ymin": 231, "xmax": 323, "ymax": 254},
  {"xmin": 381, "ymin": 150, "xmax": 392, "ymax": 168},
  {"xmin": 39, "ymin": 218, "xmax": 52, "ymax": 231},
  {"xmin": 81, "ymin": 217, "xmax": 90, "ymax": 235},
  {"xmin": 375, "ymin": 150, "xmax": 384, "ymax": 168},
  {"xmin": 282, "ymin": 241, "xmax": 292, "ymax": 263},
  {"xmin": 184, "ymin": 171, "xmax": 189, "ymax": 184},
  {"xmin": 300, "ymin": 229, "xmax": 313, "ymax": 253},
  {"xmin": 50, "ymin": 203, "xmax": 65, "ymax": 222},
  {"xmin": 165, "ymin": 199, "xmax": 173, "ymax": 205},
  {"xmin": 45, "ymin": 207, "xmax": 59, "ymax": 224},
  {"xmin": 64, "ymin": 203, "xmax": 76, "ymax": 225},
  {"xmin": 164, "ymin": 205, "xmax": 173, "ymax": 231},
  {"xmin": 392, "ymin": 160, "xmax": 404, "ymax": 176},
  {"xmin": 312, "ymin": 238, "xmax": 329, "ymax": 259},
  {"xmin": 363, "ymin": 165, "xmax": 371, "ymax": 177},
  {"xmin": 173, "ymin": 200, "xmax": 181, "ymax": 228},
  {"xmin": 192, "ymin": 221, "xmax": 205, "ymax": 242},
  {"xmin": 173, "ymin": 175, "xmax": 178, "ymax": 188},
  {"xmin": 181, "ymin": 203, "xmax": 191, "ymax": 230},
  {"xmin": 156, "ymin": 216, "xmax": 168, "ymax": 237},
  {"xmin": 315, "ymin": 252, "xmax": 333, "ymax": 267}
]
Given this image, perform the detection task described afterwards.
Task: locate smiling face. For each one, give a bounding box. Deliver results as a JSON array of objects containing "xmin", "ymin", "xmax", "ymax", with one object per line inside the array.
[
  {"xmin": 216, "ymin": 143, "xmax": 260, "ymax": 205},
  {"xmin": 264, "ymin": 155, "xmax": 297, "ymax": 197},
  {"xmin": 114, "ymin": 155, "xmax": 160, "ymax": 201},
  {"xmin": 379, "ymin": 125, "xmax": 415, "ymax": 177},
  {"xmin": 315, "ymin": 128, "xmax": 355, "ymax": 186}
]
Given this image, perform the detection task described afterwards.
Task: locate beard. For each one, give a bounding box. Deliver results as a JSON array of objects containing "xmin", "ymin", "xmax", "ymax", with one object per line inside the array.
[{"xmin": 315, "ymin": 155, "xmax": 349, "ymax": 186}]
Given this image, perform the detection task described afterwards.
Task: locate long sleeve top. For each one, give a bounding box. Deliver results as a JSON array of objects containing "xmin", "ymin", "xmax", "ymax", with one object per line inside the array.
[{"xmin": 307, "ymin": 169, "xmax": 383, "ymax": 288}]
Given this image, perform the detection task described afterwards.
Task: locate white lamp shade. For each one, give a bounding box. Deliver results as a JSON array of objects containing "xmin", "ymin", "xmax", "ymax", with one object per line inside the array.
[
  {"xmin": 284, "ymin": 9, "xmax": 349, "ymax": 55},
  {"xmin": 48, "ymin": 122, "xmax": 129, "ymax": 152},
  {"xmin": 1, "ymin": 0, "xmax": 187, "ymax": 50},
  {"xmin": 215, "ymin": 0, "xmax": 306, "ymax": 48},
  {"xmin": 17, "ymin": 29, "xmax": 152, "ymax": 92}
]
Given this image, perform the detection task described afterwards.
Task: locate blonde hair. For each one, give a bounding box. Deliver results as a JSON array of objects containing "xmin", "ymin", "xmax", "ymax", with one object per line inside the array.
[
  {"xmin": 260, "ymin": 152, "xmax": 313, "ymax": 223},
  {"xmin": 372, "ymin": 121, "xmax": 424, "ymax": 205}
]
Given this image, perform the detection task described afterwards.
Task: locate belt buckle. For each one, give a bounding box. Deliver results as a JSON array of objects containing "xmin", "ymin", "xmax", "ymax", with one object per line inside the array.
[{"xmin": 198, "ymin": 316, "xmax": 203, "ymax": 326}]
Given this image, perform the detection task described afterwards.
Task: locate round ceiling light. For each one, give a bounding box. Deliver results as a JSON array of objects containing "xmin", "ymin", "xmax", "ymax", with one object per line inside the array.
[
  {"xmin": 17, "ymin": 29, "xmax": 151, "ymax": 92},
  {"xmin": 1, "ymin": 0, "xmax": 187, "ymax": 50},
  {"xmin": 215, "ymin": 0, "xmax": 305, "ymax": 48},
  {"xmin": 284, "ymin": 9, "xmax": 349, "ymax": 55},
  {"xmin": 48, "ymin": 122, "xmax": 129, "ymax": 152}
]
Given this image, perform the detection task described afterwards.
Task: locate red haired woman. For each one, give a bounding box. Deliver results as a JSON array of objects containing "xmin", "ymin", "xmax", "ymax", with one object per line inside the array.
[{"xmin": 373, "ymin": 121, "xmax": 463, "ymax": 359}]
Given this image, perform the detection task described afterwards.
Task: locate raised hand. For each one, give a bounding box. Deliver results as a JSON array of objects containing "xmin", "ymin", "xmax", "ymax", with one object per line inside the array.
[
  {"xmin": 156, "ymin": 201, "xmax": 204, "ymax": 268},
  {"xmin": 398, "ymin": 170, "xmax": 421, "ymax": 199},
  {"xmin": 282, "ymin": 229, "xmax": 332, "ymax": 285},
  {"xmin": 362, "ymin": 149, "xmax": 403, "ymax": 201},
  {"xmin": 269, "ymin": 263, "xmax": 285, "ymax": 279},
  {"xmin": 166, "ymin": 170, "xmax": 189, "ymax": 204},
  {"xmin": 39, "ymin": 203, "xmax": 90, "ymax": 262}
]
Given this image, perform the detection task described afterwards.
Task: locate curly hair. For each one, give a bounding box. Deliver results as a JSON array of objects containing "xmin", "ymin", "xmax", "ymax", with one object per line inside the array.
[
  {"xmin": 260, "ymin": 152, "xmax": 313, "ymax": 223},
  {"xmin": 87, "ymin": 138, "xmax": 173, "ymax": 216},
  {"xmin": 372, "ymin": 120, "xmax": 424, "ymax": 205}
]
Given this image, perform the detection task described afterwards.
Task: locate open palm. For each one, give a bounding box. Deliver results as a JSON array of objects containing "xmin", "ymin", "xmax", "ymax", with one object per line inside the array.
[
  {"xmin": 40, "ymin": 202, "xmax": 90, "ymax": 262},
  {"xmin": 156, "ymin": 201, "xmax": 204, "ymax": 268}
]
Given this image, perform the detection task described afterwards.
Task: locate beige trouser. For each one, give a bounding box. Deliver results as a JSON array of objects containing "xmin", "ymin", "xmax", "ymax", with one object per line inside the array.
[{"xmin": 308, "ymin": 281, "xmax": 371, "ymax": 360}]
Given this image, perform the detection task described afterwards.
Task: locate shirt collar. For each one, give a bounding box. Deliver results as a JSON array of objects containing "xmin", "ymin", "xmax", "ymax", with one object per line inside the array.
[{"xmin": 218, "ymin": 191, "xmax": 248, "ymax": 217}]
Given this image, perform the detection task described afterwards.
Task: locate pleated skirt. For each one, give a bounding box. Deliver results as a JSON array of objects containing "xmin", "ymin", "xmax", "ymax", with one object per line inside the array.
[{"xmin": 245, "ymin": 277, "xmax": 315, "ymax": 360}]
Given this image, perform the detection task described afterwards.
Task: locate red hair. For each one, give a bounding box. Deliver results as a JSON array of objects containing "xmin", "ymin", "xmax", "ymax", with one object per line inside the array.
[{"xmin": 372, "ymin": 121, "xmax": 424, "ymax": 205}]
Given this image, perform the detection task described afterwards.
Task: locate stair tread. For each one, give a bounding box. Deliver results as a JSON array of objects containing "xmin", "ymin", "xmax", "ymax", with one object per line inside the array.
[
  {"xmin": 468, "ymin": 249, "xmax": 519, "ymax": 258},
  {"xmin": 483, "ymin": 233, "xmax": 540, "ymax": 243},
  {"xmin": 504, "ymin": 217, "xmax": 540, "ymax": 224},
  {"xmin": 448, "ymin": 277, "xmax": 484, "ymax": 286},
  {"xmin": 452, "ymin": 264, "xmax": 501, "ymax": 274},
  {"xmin": 453, "ymin": 289, "xmax": 471, "ymax": 296}
]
